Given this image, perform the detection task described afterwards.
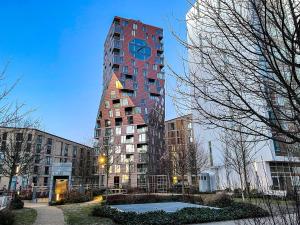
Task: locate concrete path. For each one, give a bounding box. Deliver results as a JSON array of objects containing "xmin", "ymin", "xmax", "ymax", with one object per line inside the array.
[{"xmin": 25, "ymin": 202, "xmax": 65, "ymax": 225}]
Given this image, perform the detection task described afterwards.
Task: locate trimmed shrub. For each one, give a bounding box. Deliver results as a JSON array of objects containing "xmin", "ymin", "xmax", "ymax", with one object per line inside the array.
[
  {"xmin": 92, "ymin": 202, "xmax": 269, "ymax": 225},
  {"xmin": 10, "ymin": 196, "xmax": 24, "ymax": 210},
  {"xmin": 204, "ymin": 192, "xmax": 233, "ymax": 208},
  {"xmin": 64, "ymin": 190, "xmax": 91, "ymax": 204},
  {"xmin": 106, "ymin": 194, "xmax": 203, "ymax": 205},
  {"xmin": 0, "ymin": 209, "xmax": 15, "ymax": 225}
]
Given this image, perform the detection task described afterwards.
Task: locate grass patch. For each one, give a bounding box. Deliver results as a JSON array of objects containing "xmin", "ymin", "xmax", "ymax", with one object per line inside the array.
[
  {"xmin": 13, "ymin": 208, "xmax": 37, "ymax": 225},
  {"xmin": 60, "ymin": 203, "xmax": 114, "ymax": 225}
]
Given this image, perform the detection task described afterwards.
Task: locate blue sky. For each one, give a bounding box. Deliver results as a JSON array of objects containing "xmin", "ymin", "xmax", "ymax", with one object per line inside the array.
[{"xmin": 0, "ymin": 0, "xmax": 190, "ymax": 145}]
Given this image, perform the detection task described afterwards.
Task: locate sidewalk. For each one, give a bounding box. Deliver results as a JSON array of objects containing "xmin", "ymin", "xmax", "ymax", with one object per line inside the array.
[{"xmin": 25, "ymin": 202, "xmax": 65, "ymax": 225}]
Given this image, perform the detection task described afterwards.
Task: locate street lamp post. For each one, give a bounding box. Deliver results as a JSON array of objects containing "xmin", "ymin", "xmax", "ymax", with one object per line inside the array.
[{"xmin": 98, "ymin": 154, "xmax": 107, "ymax": 201}]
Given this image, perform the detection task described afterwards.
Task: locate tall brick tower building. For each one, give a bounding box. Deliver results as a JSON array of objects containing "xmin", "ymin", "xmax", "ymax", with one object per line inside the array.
[{"xmin": 95, "ymin": 17, "xmax": 165, "ymax": 189}]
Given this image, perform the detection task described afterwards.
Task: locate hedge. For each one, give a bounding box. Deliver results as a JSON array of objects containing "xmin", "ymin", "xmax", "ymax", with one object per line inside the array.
[
  {"xmin": 106, "ymin": 194, "xmax": 203, "ymax": 205},
  {"xmin": 0, "ymin": 209, "xmax": 15, "ymax": 225},
  {"xmin": 91, "ymin": 202, "xmax": 269, "ymax": 225}
]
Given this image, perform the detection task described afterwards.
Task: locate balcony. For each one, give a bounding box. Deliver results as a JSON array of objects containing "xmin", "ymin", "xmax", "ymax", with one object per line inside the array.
[
  {"xmin": 157, "ymin": 72, "xmax": 165, "ymax": 80},
  {"xmin": 155, "ymin": 57, "xmax": 164, "ymax": 65},
  {"xmin": 112, "ymin": 39, "xmax": 122, "ymax": 51},
  {"xmin": 113, "ymin": 24, "xmax": 122, "ymax": 36},
  {"xmin": 156, "ymin": 44, "xmax": 164, "ymax": 53},
  {"xmin": 113, "ymin": 56, "xmax": 123, "ymax": 68}
]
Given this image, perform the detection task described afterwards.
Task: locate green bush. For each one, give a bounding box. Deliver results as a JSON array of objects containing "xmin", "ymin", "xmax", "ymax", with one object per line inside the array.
[
  {"xmin": 106, "ymin": 194, "xmax": 203, "ymax": 205},
  {"xmin": 92, "ymin": 202, "xmax": 269, "ymax": 225},
  {"xmin": 10, "ymin": 196, "xmax": 24, "ymax": 210},
  {"xmin": 0, "ymin": 209, "xmax": 15, "ymax": 225}
]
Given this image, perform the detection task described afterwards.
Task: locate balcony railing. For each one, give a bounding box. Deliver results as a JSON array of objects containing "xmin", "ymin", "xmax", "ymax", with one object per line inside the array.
[{"xmin": 155, "ymin": 57, "xmax": 164, "ymax": 65}]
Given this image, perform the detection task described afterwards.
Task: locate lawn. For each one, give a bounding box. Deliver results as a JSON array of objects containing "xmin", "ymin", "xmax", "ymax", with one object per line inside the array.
[
  {"xmin": 59, "ymin": 203, "xmax": 114, "ymax": 225},
  {"xmin": 13, "ymin": 208, "xmax": 37, "ymax": 225}
]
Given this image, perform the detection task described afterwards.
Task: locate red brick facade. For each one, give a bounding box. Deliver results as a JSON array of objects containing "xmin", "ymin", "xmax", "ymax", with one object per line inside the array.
[{"xmin": 95, "ymin": 17, "xmax": 165, "ymax": 189}]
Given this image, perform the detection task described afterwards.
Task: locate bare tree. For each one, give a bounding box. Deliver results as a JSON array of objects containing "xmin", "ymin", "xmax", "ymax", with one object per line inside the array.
[
  {"xmin": 188, "ymin": 139, "xmax": 209, "ymax": 179},
  {"xmin": 171, "ymin": 0, "xmax": 300, "ymax": 147},
  {"xmin": 0, "ymin": 118, "xmax": 39, "ymax": 191},
  {"xmin": 220, "ymin": 125, "xmax": 260, "ymax": 197}
]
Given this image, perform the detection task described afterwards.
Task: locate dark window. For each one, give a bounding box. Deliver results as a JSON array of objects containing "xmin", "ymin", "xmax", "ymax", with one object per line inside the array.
[
  {"xmin": 16, "ymin": 133, "xmax": 23, "ymax": 142},
  {"xmin": 32, "ymin": 176, "xmax": 38, "ymax": 185},
  {"xmin": 37, "ymin": 135, "xmax": 43, "ymax": 144},
  {"xmin": 27, "ymin": 134, "xmax": 32, "ymax": 142},
  {"xmin": 46, "ymin": 145, "xmax": 51, "ymax": 154},
  {"xmin": 1, "ymin": 141, "xmax": 6, "ymax": 151},
  {"xmin": 127, "ymin": 116, "xmax": 134, "ymax": 125},
  {"xmin": 64, "ymin": 145, "xmax": 68, "ymax": 157},
  {"xmin": 43, "ymin": 177, "xmax": 48, "ymax": 186},
  {"xmin": 2, "ymin": 132, "xmax": 7, "ymax": 141},
  {"xmin": 35, "ymin": 155, "xmax": 40, "ymax": 164},
  {"xmin": 47, "ymin": 138, "xmax": 52, "ymax": 145},
  {"xmin": 26, "ymin": 143, "xmax": 31, "ymax": 152},
  {"xmin": 73, "ymin": 146, "xmax": 77, "ymax": 158},
  {"xmin": 34, "ymin": 166, "xmax": 39, "ymax": 174},
  {"xmin": 44, "ymin": 166, "xmax": 49, "ymax": 175},
  {"xmin": 36, "ymin": 144, "xmax": 42, "ymax": 153},
  {"xmin": 115, "ymin": 118, "xmax": 123, "ymax": 126}
]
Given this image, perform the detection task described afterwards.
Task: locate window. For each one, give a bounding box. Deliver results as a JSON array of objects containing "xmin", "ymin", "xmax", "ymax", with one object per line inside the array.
[
  {"xmin": 121, "ymin": 136, "xmax": 126, "ymax": 144},
  {"xmin": 35, "ymin": 155, "xmax": 40, "ymax": 164},
  {"xmin": 44, "ymin": 177, "xmax": 48, "ymax": 186},
  {"xmin": 126, "ymin": 144, "xmax": 135, "ymax": 153},
  {"xmin": 131, "ymin": 59, "xmax": 136, "ymax": 66},
  {"xmin": 16, "ymin": 133, "xmax": 23, "ymax": 142},
  {"xmin": 122, "ymin": 20, "xmax": 128, "ymax": 26},
  {"xmin": 133, "ymin": 23, "xmax": 138, "ymax": 30},
  {"xmin": 115, "ymin": 127, "xmax": 121, "ymax": 135},
  {"xmin": 110, "ymin": 91, "xmax": 116, "ymax": 99},
  {"xmin": 139, "ymin": 134, "xmax": 147, "ymax": 142},
  {"xmin": 145, "ymin": 62, "xmax": 149, "ymax": 69},
  {"xmin": 127, "ymin": 116, "xmax": 134, "ymax": 124},
  {"xmin": 113, "ymin": 99, "xmax": 121, "ymax": 108},
  {"xmin": 104, "ymin": 101, "xmax": 110, "ymax": 108},
  {"xmin": 34, "ymin": 166, "xmax": 39, "ymax": 174},
  {"xmin": 115, "ymin": 109, "xmax": 121, "ymax": 117},
  {"xmin": 73, "ymin": 146, "xmax": 77, "ymax": 157},
  {"xmin": 122, "ymin": 66, "xmax": 128, "ymax": 74},
  {"xmin": 137, "ymin": 125, "xmax": 147, "ymax": 133},
  {"xmin": 126, "ymin": 126, "xmax": 134, "ymax": 134},
  {"xmin": 115, "ymin": 165, "xmax": 121, "ymax": 173},
  {"xmin": 26, "ymin": 143, "xmax": 31, "ymax": 152},
  {"xmin": 2, "ymin": 132, "xmax": 7, "ymax": 141},
  {"xmin": 46, "ymin": 156, "xmax": 51, "ymax": 165},
  {"xmin": 27, "ymin": 133, "xmax": 32, "ymax": 142},
  {"xmin": 125, "ymin": 135, "xmax": 134, "ymax": 143},
  {"xmin": 131, "ymin": 30, "xmax": 136, "ymax": 36},
  {"xmin": 133, "ymin": 68, "xmax": 138, "ymax": 75},
  {"xmin": 142, "ymin": 69, "xmax": 148, "ymax": 77},
  {"xmin": 115, "ymin": 145, "xmax": 121, "ymax": 154},
  {"xmin": 134, "ymin": 107, "xmax": 141, "ymax": 114},
  {"xmin": 115, "ymin": 118, "xmax": 123, "ymax": 126},
  {"xmin": 122, "ymin": 175, "xmax": 129, "ymax": 183},
  {"xmin": 121, "ymin": 98, "xmax": 128, "ymax": 106},
  {"xmin": 119, "ymin": 154, "xmax": 125, "ymax": 163},
  {"xmin": 109, "ymin": 110, "xmax": 113, "ymax": 118},
  {"xmin": 46, "ymin": 145, "xmax": 51, "ymax": 154},
  {"xmin": 105, "ymin": 120, "xmax": 111, "ymax": 127},
  {"xmin": 37, "ymin": 135, "xmax": 43, "ymax": 143},
  {"xmin": 45, "ymin": 166, "xmax": 49, "ymax": 175},
  {"xmin": 36, "ymin": 144, "xmax": 42, "ymax": 153},
  {"xmin": 153, "ymin": 64, "xmax": 158, "ymax": 71},
  {"xmin": 142, "ymin": 25, "xmax": 146, "ymax": 32},
  {"xmin": 64, "ymin": 145, "xmax": 69, "ymax": 157}
]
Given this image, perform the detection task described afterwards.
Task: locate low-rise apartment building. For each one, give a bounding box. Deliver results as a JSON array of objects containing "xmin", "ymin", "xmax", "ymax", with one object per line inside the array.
[{"xmin": 0, "ymin": 127, "xmax": 97, "ymax": 190}]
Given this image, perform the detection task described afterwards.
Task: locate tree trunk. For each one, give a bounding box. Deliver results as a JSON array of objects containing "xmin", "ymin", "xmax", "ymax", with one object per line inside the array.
[{"xmin": 8, "ymin": 173, "xmax": 14, "ymax": 192}]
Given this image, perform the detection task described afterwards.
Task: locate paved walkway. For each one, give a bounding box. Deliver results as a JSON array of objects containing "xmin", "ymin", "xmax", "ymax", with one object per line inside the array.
[{"xmin": 25, "ymin": 202, "xmax": 65, "ymax": 225}]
